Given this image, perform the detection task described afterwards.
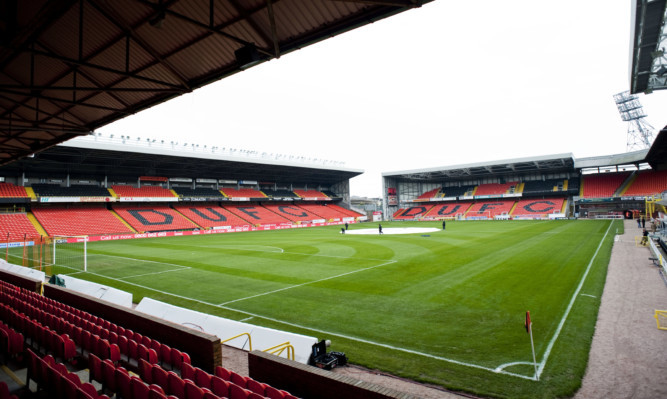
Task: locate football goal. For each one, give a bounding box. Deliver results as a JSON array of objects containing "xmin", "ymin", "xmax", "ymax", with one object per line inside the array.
[
  {"xmin": 458, "ymin": 211, "xmax": 492, "ymax": 220},
  {"xmin": 48, "ymin": 236, "xmax": 89, "ymax": 273},
  {"xmin": 4, "ymin": 235, "xmax": 90, "ymax": 274}
]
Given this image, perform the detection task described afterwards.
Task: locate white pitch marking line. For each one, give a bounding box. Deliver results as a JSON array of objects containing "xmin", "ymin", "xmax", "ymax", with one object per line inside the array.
[
  {"xmin": 69, "ymin": 220, "xmax": 613, "ymax": 381},
  {"xmin": 62, "ymin": 271, "xmax": 86, "ymax": 276},
  {"xmin": 495, "ymin": 361, "xmax": 537, "ymax": 373},
  {"xmin": 197, "ymin": 245, "xmax": 285, "ymax": 253},
  {"xmin": 121, "ymin": 266, "xmax": 191, "ymax": 279},
  {"xmin": 219, "ymin": 259, "xmax": 397, "ymax": 306},
  {"xmin": 79, "ymin": 267, "xmax": 535, "ymax": 380},
  {"xmin": 580, "ymin": 294, "xmax": 597, "ymax": 298},
  {"xmin": 535, "ymin": 219, "xmax": 614, "ymax": 379},
  {"xmin": 89, "ymin": 253, "xmax": 190, "ymax": 270},
  {"xmin": 213, "ymin": 303, "xmax": 538, "ymax": 381}
]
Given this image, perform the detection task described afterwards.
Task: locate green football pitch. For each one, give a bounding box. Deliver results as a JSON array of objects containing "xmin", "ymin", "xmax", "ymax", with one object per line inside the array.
[{"xmin": 41, "ymin": 219, "xmax": 620, "ymax": 398}]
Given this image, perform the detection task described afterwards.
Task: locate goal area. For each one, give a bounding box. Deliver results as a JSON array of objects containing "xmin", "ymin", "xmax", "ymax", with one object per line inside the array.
[
  {"xmin": 3, "ymin": 235, "xmax": 88, "ymax": 274},
  {"xmin": 456, "ymin": 211, "xmax": 492, "ymax": 220}
]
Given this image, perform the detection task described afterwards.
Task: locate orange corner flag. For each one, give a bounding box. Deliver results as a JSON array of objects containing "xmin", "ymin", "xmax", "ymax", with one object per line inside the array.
[{"xmin": 525, "ymin": 311, "xmax": 531, "ymax": 334}]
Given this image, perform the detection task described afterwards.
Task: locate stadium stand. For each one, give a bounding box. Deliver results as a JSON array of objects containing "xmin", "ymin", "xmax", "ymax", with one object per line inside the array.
[
  {"xmin": 297, "ymin": 203, "xmax": 357, "ymax": 220},
  {"xmin": 31, "ymin": 184, "xmax": 112, "ymax": 198},
  {"xmin": 171, "ymin": 187, "xmax": 225, "ymax": 199},
  {"xmin": 416, "ymin": 188, "xmax": 440, "ymax": 200},
  {"xmin": 321, "ymin": 190, "xmax": 340, "ymax": 198},
  {"xmin": 293, "ymin": 189, "xmax": 329, "ymax": 200},
  {"xmin": 0, "ymin": 213, "xmax": 41, "ymax": 241},
  {"xmin": 522, "ymin": 179, "xmax": 569, "ymax": 195},
  {"xmin": 113, "ymin": 205, "xmax": 196, "ymax": 232},
  {"xmin": 325, "ymin": 203, "xmax": 363, "ymax": 218},
  {"xmin": 0, "ymin": 183, "xmax": 29, "ymax": 198},
  {"xmin": 622, "ymin": 169, "xmax": 667, "ymax": 197},
  {"xmin": 111, "ymin": 185, "xmax": 177, "ymax": 198},
  {"xmin": 581, "ymin": 172, "xmax": 630, "ymax": 198},
  {"xmin": 174, "ymin": 204, "xmax": 251, "ymax": 228},
  {"xmin": 440, "ymin": 186, "xmax": 476, "ymax": 198},
  {"xmin": 32, "ymin": 206, "xmax": 133, "ymax": 237},
  {"xmin": 393, "ymin": 205, "xmax": 434, "ymax": 220},
  {"xmin": 263, "ymin": 203, "xmax": 324, "ymax": 222},
  {"xmin": 224, "ymin": 204, "xmax": 292, "ymax": 225},
  {"xmin": 474, "ymin": 182, "xmax": 519, "ymax": 196},
  {"xmin": 465, "ymin": 200, "xmax": 515, "ymax": 218},
  {"xmin": 566, "ymin": 177, "xmax": 580, "ymax": 195},
  {"xmin": 260, "ymin": 189, "xmax": 299, "ymax": 199},
  {"xmin": 424, "ymin": 202, "xmax": 472, "ymax": 218},
  {"xmin": 219, "ymin": 187, "xmax": 267, "ymax": 199},
  {"xmin": 511, "ymin": 198, "xmax": 565, "ymax": 218},
  {"xmin": 0, "ymin": 277, "xmax": 303, "ymax": 399}
]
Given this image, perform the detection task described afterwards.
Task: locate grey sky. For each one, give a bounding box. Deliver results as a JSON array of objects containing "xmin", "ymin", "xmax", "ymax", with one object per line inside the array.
[{"xmin": 99, "ymin": 0, "xmax": 667, "ymax": 197}]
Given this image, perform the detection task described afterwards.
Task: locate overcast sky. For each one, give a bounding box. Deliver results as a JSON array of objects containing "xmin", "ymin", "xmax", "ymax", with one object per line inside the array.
[{"xmin": 98, "ymin": 0, "xmax": 667, "ymax": 198}]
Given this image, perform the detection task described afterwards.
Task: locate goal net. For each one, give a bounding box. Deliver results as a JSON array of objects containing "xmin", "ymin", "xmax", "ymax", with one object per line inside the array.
[
  {"xmin": 462, "ymin": 211, "xmax": 492, "ymax": 220},
  {"xmin": 3, "ymin": 235, "xmax": 50, "ymax": 269},
  {"xmin": 47, "ymin": 236, "xmax": 89, "ymax": 274}
]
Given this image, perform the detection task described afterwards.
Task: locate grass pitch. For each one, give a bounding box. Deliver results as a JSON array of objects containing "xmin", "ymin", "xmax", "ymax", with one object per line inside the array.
[{"xmin": 43, "ymin": 219, "xmax": 619, "ymax": 398}]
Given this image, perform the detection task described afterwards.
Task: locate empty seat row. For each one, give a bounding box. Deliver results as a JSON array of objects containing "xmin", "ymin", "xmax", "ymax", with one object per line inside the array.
[
  {"xmin": 1, "ymin": 281, "xmax": 300, "ymax": 399},
  {"xmin": 138, "ymin": 359, "xmax": 297, "ymax": 399},
  {"xmin": 2, "ymin": 287, "xmax": 191, "ymax": 371},
  {"xmin": 0, "ymin": 183, "xmax": 29, "ymax": 198},
  {"xmin": 0, "ymin": 213, "xmax": 41, "ymax": 241},
  {"xmin": 26, "ymin": 349, "xmax": 107, "ymax": 399},
  {"xmin": 0, "ymin": 302, "xmax": 77, "ymax": 364},
  {"xmin": 0, "ymin": 321, "xmax": 24, "ymax": 361}
]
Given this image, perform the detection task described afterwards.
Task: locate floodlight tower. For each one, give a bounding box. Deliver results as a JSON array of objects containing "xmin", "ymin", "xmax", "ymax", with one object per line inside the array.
[{"xmin": 614, "ymin": 91, "xmax": 655, "ymax": 151}]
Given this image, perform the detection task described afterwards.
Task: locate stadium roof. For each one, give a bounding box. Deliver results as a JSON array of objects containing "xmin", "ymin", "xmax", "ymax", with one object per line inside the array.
[
  {"xmin": 646, "ymin": 125, "xmax": 667, "ymax": 170},
  {"xmin": 573, "ymin": 149, "xmax": 649, "ymax": 170},
  {"xmin": 0, "ymin": 136, "xmax": 363, "ymax": 186},
  {"xmin": 382, "ymin": 154, "xmax": 576, "ymax": 181},
  {"xmin": 0, "ymin": 0, "xmax": 430, "ymax": 166},
  {"xmin": 630, "ymin": 0, "xmax": 667, "ymax": 94}
]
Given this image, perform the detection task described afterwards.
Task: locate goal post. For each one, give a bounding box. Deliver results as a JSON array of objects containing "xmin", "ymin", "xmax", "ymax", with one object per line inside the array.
[
  {"xmin": 465, "ymin": 210, "xmax": 492, "ymax": 220},
  {"xmin": 3, "ymin": 234, "xmax": 50, "ymax": 269},
  {"xmin": 49, "ymin": 236, "xmax": 89, "ymax": 273}
]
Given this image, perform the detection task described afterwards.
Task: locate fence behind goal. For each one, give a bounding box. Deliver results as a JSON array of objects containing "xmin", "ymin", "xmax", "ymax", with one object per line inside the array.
[{"xmin": 2, "ymin": 235, "xmax": 88, "ymax": 274}]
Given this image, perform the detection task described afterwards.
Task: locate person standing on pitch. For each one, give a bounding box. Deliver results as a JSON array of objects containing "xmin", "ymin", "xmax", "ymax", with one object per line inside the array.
[
  {"xmin": 345, "ymin": 222, "xmax": 349, "ymax": 230},
  {"xmin": 378, "ymin": 224, "xmax": 383, "ymax": 234},
  {"xmin": 442, "ymin": 220, "xmax": 446, "ymax": 230}
]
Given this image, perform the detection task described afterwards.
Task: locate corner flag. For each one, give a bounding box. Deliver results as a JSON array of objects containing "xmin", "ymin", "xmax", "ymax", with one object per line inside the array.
[{"xmin": 525, "ymin": 310, "xmax": 538, "ymax": 380}]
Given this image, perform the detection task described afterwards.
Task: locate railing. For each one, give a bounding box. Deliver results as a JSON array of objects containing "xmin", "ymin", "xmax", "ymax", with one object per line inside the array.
[
  {"xmin": 262, "ymin": 341, "xmax": 295, "ymax": 361},
  {"xmin": 221, "ymin": 332, "xmax": 252, "ymax": 351}
]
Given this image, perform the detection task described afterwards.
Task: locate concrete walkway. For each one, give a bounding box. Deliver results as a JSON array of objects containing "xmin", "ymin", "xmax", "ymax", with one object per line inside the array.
[{"xmin": 574, "ymin": 219, "xmax": 667, "ymax": 399}]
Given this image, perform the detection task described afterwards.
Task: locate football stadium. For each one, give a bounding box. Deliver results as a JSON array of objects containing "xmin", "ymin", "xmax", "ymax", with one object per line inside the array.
[{"xmin": 1, "ymin": 2, "xmax": 667, "ymax": 399}]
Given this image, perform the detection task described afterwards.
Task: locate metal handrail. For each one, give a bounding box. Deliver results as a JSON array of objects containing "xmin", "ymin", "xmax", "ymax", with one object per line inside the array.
[{"xmin": 221, "ymin": 332, "xmax": 252, "ymax": 351}]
